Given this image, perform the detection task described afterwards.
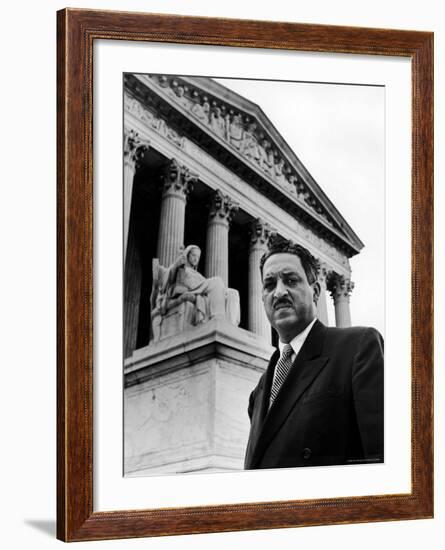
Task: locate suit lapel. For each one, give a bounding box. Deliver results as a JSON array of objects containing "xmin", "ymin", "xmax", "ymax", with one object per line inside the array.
[
  {"xmin": 244, "ymin": 348, "xmax": 279, "ymax": 468},
  {"xmin": 258, "ymin": 349, "xmax": 279, "ymax": 424},
  {"xmin": 249, "ymin": 320, "xmax": 329, "ymax": 468}
]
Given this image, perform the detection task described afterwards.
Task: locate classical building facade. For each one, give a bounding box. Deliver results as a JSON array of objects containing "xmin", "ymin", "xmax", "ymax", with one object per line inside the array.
[{"xmin": 123, "ymin": 74, "xmax": 363, "ymax": 476}]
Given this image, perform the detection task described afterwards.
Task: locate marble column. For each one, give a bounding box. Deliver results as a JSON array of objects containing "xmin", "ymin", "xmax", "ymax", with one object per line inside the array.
[
  {"xmin": 157, "ymin": 159, "xmax": 196, "ymax": 266},
  {"xmin": 316, "ymin": 264, "xmax": 329, "ymax": 326},
  {"xmin": 327, "ymin": 273, "xmax": 354, "ymax": 328},
  {"xmin": 205, "ymin": 190, "xmax": 238, "ymax": 286},
  {"xmin": 123, "ymin": 129, "xmax": 148, "ymax": 260},
  {"xmin": 248, "ymin": 219, "xmax": 272, "ymax": 342},
  {"xmin": 124, "ymin": 223, "xmax": 142, "ymax": 358}
]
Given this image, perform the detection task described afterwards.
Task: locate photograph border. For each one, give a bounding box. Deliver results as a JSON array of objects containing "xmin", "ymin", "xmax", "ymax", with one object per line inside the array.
[{"xmin": 57, "ymin": 8, "xmax": 433, "ymax": 542}]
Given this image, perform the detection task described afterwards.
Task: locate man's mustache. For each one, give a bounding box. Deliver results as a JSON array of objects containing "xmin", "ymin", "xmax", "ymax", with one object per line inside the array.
[{"xmin": 273, "ymin": 298, "xmax": 293, "ymax": 309}]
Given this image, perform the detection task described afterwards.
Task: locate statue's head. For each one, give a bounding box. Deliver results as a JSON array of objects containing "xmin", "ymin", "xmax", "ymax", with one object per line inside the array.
[
  {"xmin": 175, "ymin": 85, "xmax": 185, "ymax": 97},
  {"xmin": 184, "ymin": 245, "xmax": 201, "ymax": 269}
]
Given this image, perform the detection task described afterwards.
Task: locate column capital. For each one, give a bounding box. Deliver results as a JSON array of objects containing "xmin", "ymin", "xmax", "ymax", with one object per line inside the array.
[
  {"xmin": 161, "ymin": 158, "xmax": 197, "ymax": 200},
  {"xmin": 326, "ymin": 272, "xmax": 354, "ymax": 302},
  {"xmin": 124, "ymin": 129, "xmax": 149, "ymax": 170},
  {"xmin": 318, "ymin": 262, "xmax": 329, "ymax": 284},
  {"xmin": 249, "ymin": 219, "xmax": 272, "ymax": 248},
  {"xmin": 208, "ymin": 190, "xmax": 239, "ymax": 225}
]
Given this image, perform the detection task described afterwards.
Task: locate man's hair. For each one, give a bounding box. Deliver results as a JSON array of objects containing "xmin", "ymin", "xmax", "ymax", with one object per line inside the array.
[{"xmin": 259, "ymin": 236, "xmax": 320, "ymax": 285}]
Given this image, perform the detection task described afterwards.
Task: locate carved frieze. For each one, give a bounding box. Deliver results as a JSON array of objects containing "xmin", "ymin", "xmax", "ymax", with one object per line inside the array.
[
  {"xmin": 125, "ymin": 92, "xmax": 161, "ymax": 131},
  {"xmin": 125, "ymin": 92, "xmax": 186, "ymax": 151},
  {"xmin": 209, "ymin": 105, "xmax": 226, "ymax": 138}
]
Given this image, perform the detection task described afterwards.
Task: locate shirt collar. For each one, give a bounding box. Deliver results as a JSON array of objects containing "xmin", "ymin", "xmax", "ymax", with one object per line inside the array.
[{"xmin": 278, "ymin": 318, "xmax": 317, "ymax": 357}]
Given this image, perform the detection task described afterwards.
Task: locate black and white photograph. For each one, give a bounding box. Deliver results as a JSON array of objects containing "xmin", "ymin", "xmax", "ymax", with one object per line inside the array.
[
  {"xmin": 123, "ymin": 73, "xmax": 384, "ymax": 476},
  {"xmin": 2, "ymin": 0, "xmax": 440, "ymax": 546}
]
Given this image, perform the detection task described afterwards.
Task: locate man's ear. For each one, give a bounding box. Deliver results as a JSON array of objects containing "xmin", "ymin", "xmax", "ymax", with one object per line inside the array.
[{"xmin": 312, "ymin": 281, "xmax": 321, "ymax": 304}]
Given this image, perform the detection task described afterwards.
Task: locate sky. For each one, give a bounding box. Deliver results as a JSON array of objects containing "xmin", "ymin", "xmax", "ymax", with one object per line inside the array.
[{"xmin": 214, "ymin": 77, "xmax": 385, "ymax": 335}]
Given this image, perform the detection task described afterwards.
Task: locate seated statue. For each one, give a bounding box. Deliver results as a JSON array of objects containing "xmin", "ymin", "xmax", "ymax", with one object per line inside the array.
[{"xmin": 150, "ymin": 245, "xmax": 240, "ymax": 342}]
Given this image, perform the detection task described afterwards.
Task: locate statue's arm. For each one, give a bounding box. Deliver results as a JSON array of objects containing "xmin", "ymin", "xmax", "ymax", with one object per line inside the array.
[
  {"xmin": 151, "ymin": 259, "xmax": 167, "ymax": 311},
  {"xmin": 162, "ymin": 254, "xmax": 186, "ymax": 291}
]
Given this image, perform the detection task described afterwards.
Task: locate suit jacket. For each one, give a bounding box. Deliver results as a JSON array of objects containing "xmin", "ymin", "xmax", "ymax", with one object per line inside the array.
[{"xmin": 244, "ymin": 320, "xmax": 384, "ymax": 469}]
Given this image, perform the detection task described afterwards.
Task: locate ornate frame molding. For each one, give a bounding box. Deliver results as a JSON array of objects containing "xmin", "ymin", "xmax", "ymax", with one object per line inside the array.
[{"xmin": 57, "ymin": 8, "xmax": 433, "ymax": 541}]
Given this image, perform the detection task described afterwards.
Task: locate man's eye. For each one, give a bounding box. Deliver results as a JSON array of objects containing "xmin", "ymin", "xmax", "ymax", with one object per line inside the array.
[{"xmin": 263, "ymin": 281, "xmax": 275, "ymax": 291}]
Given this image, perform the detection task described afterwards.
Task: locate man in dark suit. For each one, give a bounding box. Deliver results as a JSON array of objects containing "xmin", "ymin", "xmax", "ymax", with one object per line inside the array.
[{"xmin": 244, "ymin": 239, "xmax": 384, "ymax": 469}]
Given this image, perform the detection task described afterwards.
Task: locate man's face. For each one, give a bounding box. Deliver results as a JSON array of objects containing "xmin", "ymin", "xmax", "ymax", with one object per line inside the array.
[
  {"xmin": 262, "ymin": 253, "xmax": 319, "ymax": 343},
  {"xmin": 187, "ymin": 248, "xmax": 200, "ymax": 267}
]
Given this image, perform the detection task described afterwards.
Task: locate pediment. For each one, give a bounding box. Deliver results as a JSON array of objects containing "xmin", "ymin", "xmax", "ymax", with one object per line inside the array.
[{"xmin": 124, "ymin": 73, "xmax": 364, "ymax": 258}]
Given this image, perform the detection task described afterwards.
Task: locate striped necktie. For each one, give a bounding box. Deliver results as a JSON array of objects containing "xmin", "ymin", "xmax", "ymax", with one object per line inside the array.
[{"xmin": 269, "ymin": 344, "xmax": 294, "ymax": 408}]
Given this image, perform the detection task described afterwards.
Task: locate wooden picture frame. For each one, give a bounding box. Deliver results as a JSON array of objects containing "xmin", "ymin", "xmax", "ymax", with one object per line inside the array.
[{"xmin": 57, "ymin": 8, "xmax": 433, "ymax": 542}]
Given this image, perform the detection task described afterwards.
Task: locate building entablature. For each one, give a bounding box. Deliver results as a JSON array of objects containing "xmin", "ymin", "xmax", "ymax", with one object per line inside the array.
[
  {"xmin": 124, "ymin": 73, "xmax": 363, "ymax": 260},
  {"xmin": 123, "ymin": 105, "xmax": 350, "ymax": 276}
]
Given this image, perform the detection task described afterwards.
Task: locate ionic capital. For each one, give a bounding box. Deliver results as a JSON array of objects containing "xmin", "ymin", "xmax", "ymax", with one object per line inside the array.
[{"xmin": 208, "ymin": 190, "xmax": 239, "ymax": 225}]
